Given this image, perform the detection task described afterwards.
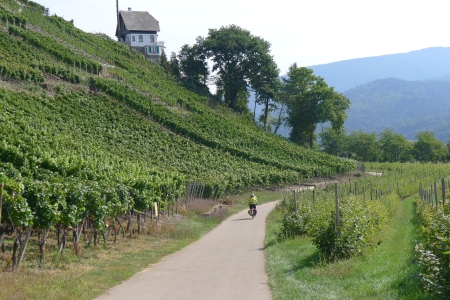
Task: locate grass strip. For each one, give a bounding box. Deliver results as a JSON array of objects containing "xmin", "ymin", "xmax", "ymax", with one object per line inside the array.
[{"xmin": 264, "ymin": 196, "xmax": 438, "ymax": 299}]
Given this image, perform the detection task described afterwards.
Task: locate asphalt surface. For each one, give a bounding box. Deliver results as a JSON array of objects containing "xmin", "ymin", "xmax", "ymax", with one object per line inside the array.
[{"xmin": 95, "ymin": 201, "xmax": 278, "ymax": 300}]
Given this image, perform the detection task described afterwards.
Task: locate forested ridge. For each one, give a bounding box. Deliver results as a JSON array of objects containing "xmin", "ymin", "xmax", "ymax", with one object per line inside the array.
[
  {"xmin": 344, "ymin": 78, "xmax": 450, "ymax": 140},
  {"xmin": 0, "ymin": 0, "xmax": 354, "ymax": 271}
]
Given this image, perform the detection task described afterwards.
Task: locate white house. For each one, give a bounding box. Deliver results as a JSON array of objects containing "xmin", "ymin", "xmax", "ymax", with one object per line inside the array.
[{"xmin": 115, "ymin": 8, "xmax": 165, "ymax": 63}]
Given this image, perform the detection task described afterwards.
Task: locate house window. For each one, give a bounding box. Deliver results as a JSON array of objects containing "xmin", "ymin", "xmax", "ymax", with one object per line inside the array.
[
  {"xmin": 139, "ymin": 35, "xmax": 143, "ymax": 42},
  {"xmin": 156, "ymin": 46, "xmax": 159, "ymax": 54},
  {"xmin": 150, "ymin": 35, "xmax": 154, "ymax": 42},
  {"xmin": 148, "ymin": 46, "xmax": 152, "ymax": 53},
  {"xmin": 132, "ymin": 36, "xmax": 135, "ymax": 42}
]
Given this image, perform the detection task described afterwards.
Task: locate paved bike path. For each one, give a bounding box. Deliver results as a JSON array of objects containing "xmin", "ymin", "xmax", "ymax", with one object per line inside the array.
[{"xmin": 96, "ymin": 201, "xmax": 278, "ymax": 300}]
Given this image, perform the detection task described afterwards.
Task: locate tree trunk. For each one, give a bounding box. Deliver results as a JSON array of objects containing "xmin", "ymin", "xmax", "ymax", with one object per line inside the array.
[
  {"xmin": 18, "ymin": 227, "xmax": 31, "ymax": 265},
  {"xmin": 228, "ymin": 91, "xmax": 238, "ymax": 109},
  {"xmin": 0, "ymin": 231, "xmax": 4, "ymax": 252},
  {"xmin": 11, "ymin": 235, "xmax": 19, "ymax": 272},
  {"xmin": 253, "ymin": 92, "xmax": 258, "ymax": 121},
  {"xmin": 12, "ymin": 227, "xmax": 32, "ymax": 271},
  {"xmin": 59, "ymin": 228, "xmax": 67, "ymax": 254},
  {"xmin": 127, "ymin": 211, "xmax": 133, "ymax": 237},
  {"xmin": 137, "ymin": 213, "xmax": 141, "ymax": 235},
  {"xmin": 263, "ymin": 98, "xmax": 269, "ymax": 130},
  {"xmin": 38, "ymin": 229, "xmax": 49, "ymax": 268},
  {"xmin": 309, "ymin": 132, "xmax": 314, "ymax": 149},
  {"xmin": 115, "ymin": 216, "xmax": 125, "ymax": 238},
  {"xmin": 73, "ymin": 218, "xmax": 86, "ymax": 256},
  {"xmin": 106, "ymin": 224, "xmax": 113, "ymax": 241},
  {"xmin": 274, "ymin": 102, "xmax": 285, "ymax": 134},
  {"xmin": 56, "ymin": 227, "xmax": 61, "ymax": 249},
  {"xmin": 113, "ymin": 222, "xmax": 117, "ymax": 244},
  {"xmin": 93, "ymin": 230, "xmax": 98, "ymax": 247}
]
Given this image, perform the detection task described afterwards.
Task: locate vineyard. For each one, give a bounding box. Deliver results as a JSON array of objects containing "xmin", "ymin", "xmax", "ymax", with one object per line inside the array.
[
  {"xmin": 0, "ymin": 0, "xmax": 356, "ymax": 273},
  {"xmin": 273, "ymin": 162, "xmax": 450, "ymax": 297}
]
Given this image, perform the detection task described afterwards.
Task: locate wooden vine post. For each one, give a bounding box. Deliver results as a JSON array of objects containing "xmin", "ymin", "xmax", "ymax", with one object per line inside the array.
[
  {"xmin": 334, "ymin": 183, "xmax": 340, "ymax": 233},
  {"xmin": 312, "ymin": 187, "xmax": 316, "ymax": 207},
  {"xmin": 363, "ymin": 186, "xmax": 366, "ymax": 202},
  {"xmin": 431, "ymin": 184, "xmax": 434, "ymax": 207},
  {"xmin": 434, "ymin": 181, "xmax": 438, "ymax": 207},
  {"xmin": 293, "ymin": 190, "xmax": 297, "ymax": 213},
  {"xmin": 442, "ymin": 178, "xmax": 446, "ymax": 205}
]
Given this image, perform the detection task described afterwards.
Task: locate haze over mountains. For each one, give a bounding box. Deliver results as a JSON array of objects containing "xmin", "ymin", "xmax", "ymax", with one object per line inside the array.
[
  {"xmin": 343, "ymin": 78, "xmax": 450, "ymax": 141},
  {"xmin": 309, "ymin": 47, "xmax": 450, "ymax": 141},
  {"xmin": 310, "ymin": 47, "xmax": 450, "ymax": 92},
  {"xmin": 251, "ymin": 47, "xmax": 450, "ymax": 141}
]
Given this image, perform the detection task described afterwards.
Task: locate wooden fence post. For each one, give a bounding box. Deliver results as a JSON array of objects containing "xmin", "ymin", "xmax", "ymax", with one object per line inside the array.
[
  {"xmin": 312, "ymin": 187, "xmax": 316, "ymax": 207},
  {"xmin": 335, "ymin": 183, "xmax": 340, "ymax": 230},
  {"xmin": 442, "ymin": 178, "xmax": 446, "ymax": 205},
  {"xmin": 434, "ymin": 181, "xmax": 438, "ymax": 207},
  {"xmin": 293, "ymin": 190, "xmax": 297, "ymax": 213},
  {"xmin": 431, "ymin": 185, "xmax": 433, "ymax": 207},
  {"xmin": 363, "ymin": 186, "xmax": 366, "ymax": 202}
]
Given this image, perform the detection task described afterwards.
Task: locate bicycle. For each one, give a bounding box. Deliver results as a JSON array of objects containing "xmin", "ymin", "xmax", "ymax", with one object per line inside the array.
[{"xmin": 248, "ymin": 206, "xmax": 257, "ymax": 219}]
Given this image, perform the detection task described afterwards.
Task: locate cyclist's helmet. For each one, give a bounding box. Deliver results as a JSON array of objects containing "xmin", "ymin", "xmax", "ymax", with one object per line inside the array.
[{"xmin": 251, "ymin": 193, "xmax": 255, "ymax": 197}]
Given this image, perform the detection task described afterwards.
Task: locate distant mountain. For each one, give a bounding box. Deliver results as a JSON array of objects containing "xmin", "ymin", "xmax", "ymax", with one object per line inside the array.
[
  {"xmin": 396, "ymin": 112, "xmax": 450, "ymax": 141},
  {"xmin": 344, "ymin": 78, "xmax": 450, "ymax": 140},
  {"xmin": 249, "ymin": 47, "xmax": 450, "ymax": 141},
  {"xmin": 309, "ymin": 47, "xmax": 450, "ymax": 92}
]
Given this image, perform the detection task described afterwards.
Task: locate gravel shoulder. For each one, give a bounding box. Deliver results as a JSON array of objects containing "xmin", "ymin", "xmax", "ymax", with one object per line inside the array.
[{"xmin": 95, "ymin": 201, "xmax": 278, "ymax": 300}]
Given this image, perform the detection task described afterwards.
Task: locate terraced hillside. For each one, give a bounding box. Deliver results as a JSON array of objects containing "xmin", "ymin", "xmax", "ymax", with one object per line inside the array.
[{"xmin": 0, "ymin": 0, "xmax": 355, "ymax": 240}]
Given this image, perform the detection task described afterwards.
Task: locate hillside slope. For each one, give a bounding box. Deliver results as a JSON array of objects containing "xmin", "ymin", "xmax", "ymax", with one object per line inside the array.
[
  {"xmin": 0, "ymin": 0, "xmax": 355, "ymax": 204},
  {"xmin": 343, "ymin": 78, "xmax": 450, "ymax": 140}
]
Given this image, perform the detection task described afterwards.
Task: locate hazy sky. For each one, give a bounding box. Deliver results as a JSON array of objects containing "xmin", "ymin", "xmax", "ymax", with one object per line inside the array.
[{"xmin": 36, "ymin": 0, "xmax": 450, "ymax": 75}]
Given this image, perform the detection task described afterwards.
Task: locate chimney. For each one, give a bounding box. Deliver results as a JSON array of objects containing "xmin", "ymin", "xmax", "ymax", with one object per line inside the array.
[{"xmin": 128, "ymin": 7, "xmax": 132, "ymax": 11}]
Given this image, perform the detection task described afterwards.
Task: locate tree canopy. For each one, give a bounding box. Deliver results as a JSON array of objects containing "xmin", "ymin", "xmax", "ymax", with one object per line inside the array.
[
  {"xmin": 283, "ymin": 64, "xmax": 350, "ymax": 148},
  {"xmin": 318, "ymin": 127, "xmax": 450, "ymax": 163},
  {"xmin": 201, "ymin": 24, "xmax": 279, "ymax": 110},
  {"xmin": 378, "ymin": 128, "xmax": 412, "ymax": 162},
  {"xmin": 253, "ymin": 59, "xmax": 281, "ymax": 129},
  {"xmin": 413, "ymin": 131, "xmax": 448, "ymax": 162},
  {"xmin": 319, "ymin": 127, "xmax": 348, "ymax": 157}
]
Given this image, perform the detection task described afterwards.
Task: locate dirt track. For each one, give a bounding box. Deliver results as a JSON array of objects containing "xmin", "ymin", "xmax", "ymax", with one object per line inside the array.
[{"xmin": 95, "ymin": 201, "xmax": 278, "ymax": 300}]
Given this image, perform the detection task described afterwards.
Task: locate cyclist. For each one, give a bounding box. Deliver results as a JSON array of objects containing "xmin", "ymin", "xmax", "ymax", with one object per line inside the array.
[{"xmin": 248, "ymin": 193, "xmax": 258, "ymax": 217}]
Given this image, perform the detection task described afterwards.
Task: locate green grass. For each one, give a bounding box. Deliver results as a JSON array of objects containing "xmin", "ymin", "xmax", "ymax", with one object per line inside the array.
[{"xmin": 264, "ymin": 197, "xmax": 438, "ymax": 299}]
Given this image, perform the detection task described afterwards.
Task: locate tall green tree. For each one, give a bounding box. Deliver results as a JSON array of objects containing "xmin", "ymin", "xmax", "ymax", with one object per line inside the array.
[
  {"xmin": 413, "ymin": 131, "xmax": 448, "ymax": 162},
  {"xmin": 178, "ymin": 43, "xmax": 209, "ymax": 86},
  {"xmin": 378, "ymin": 128, "xmax": 412, "ymax": 162},
  {"xmin": 283, "ymin": 64, "xmax": 350, "ymax": 148},
  {"xmin": 169, "ymin": 51, "xmax": 180, "ymax": 78},
  {"xmin": 160, "ymin": 49, "xmax": 170, "ymax": 72},
  {"xmin": 347, "ymin": 130, "xmax": 378, "ymax": 161},
  {"xmin": 201, "ymin": 24, "xmax": 277, "ymax": 110},
  {"xmin": 319, "ymin": 127, "xmax": 348, "ymax": 157},
  {"xmin": 271, "ymin": 100, "xmax": 287, "ymax": 135},
  {"xmin": 252, "ymin": 60, "xmax": 281, "ymax": 129}
]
